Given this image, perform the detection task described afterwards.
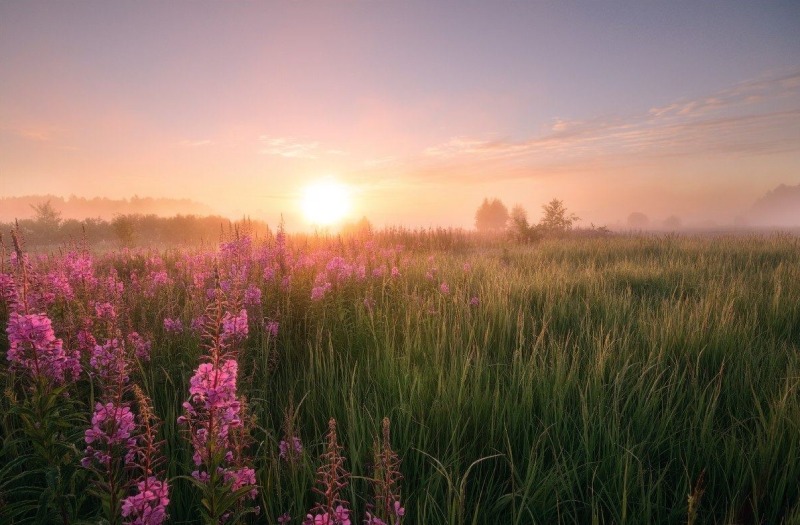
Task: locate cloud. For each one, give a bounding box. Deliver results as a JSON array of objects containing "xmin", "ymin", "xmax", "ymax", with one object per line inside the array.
[
  {"xmin": 258, "ymin": 136, "xmax": 349, "ymax": 160},
  {"xmin": 259, "ymin": 136, "xmax": 320, "ymax": 159},
  {"xmin": 1, "ymin": 125, "xmax": 58, "ymax": 142},
  {"xmin": 180, "ymin": 139, "xmax": 212, "ymax": 147},
  {"xmin": 648, "ymin": 69, "xmax": 800, "ymax": 119},
  {"xmin": 422, "ymin": 68, "xmax": 800, "ymax": 172}
]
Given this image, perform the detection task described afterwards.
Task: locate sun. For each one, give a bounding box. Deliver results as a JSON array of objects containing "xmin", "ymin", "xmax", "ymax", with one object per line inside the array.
[{"xmin": 300, "ymin": 179, "xmax": 352, "ymax": 226}]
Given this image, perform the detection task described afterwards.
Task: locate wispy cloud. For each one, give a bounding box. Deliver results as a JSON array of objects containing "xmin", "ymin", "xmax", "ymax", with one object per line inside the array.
[
  {"xmin": 1, "ymin": 125, "xmax": 59, "ymax": 142},
  {"xmin": 258, "ymin": 136, "xmax": 350, "ymax": 159},
  {"xmin": 259, "ymin": 136, "xmax": 320, "ymax": 159},
  {"xmin": 422, "ymin": 69, "xmax": 800, "ymax": 171},
  {"xmin": 180, "ymin": 139, "xmax": 212, "ymax": 147},
  {"xmin": 648, "ymin": 70, "xmax": 800, "ymax": 119}
]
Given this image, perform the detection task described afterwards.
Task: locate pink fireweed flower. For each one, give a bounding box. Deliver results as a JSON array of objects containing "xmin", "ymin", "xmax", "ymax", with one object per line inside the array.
[
  {"xmin": 439, "ymin": 282, "xmax": 450, "ymax": 295},
  {"xmin": 94, "ymin": 301, "xmax": 117, "ymax": 321},
  {"xmin": 334, "ymin": 505, "xmax": 350, "ymax": 525},
  {"xmin": 278, "ymin": 513, "xmax": 291, "ymax": 524},
  {"xmin": 144, "ymin": 271, "xmax": 169, "ymax": 297},
  {"xmin": 6, "ymin": 311, "xmax": 80, "ymax": 384},
  {"xmin": 303, "ymin": 506, "xmax": 350, "ymax": 525},
  {"xmin": 104, "ymin": 274, "xmax": 125, "ymax": 296},
  {"xmin": 0, "ymin": 273, "xmax": 20, "ymax": 310},
  {"xmin": 191, "ymin": 315, "xmax": 206, "ymax": 334},
  {"xmin": 90, "ymin": 338, "xmax": 129, "ymax": 385},
  {"xmin": 221, "ymin": 309, "xmax": 248, "ymax": 344},
  {"xmin": 64, "ymin": 250, "xmax": 97, "ymax": 287},
  {"xmin": 304, "ymin": 514, "xmax": 330, "ymax": 525},
  {"xmin": 219, "ymin": 279, "xmax": 233, "ymax": 294},
  {"xmin": 163, "ymin": 317, "xmax": 183, "ymax": 333},
  {"xmin": 187, "ymin": 360, "xmax": 240, "ymax": 415},
  {"xmin": 121, "ymin": 477, "xmax": 170, "ymax": 525},
  {"xmin": 243, "ymin": 284, "xmax": 262, "ymax": 307},
  {"xmin": 182, "ymin": 359, "xmax": 242, "ymax": 450},
  {"xmin": 127, "ymin": 332, "xmax": 152, "ymax": 361},
  {"xmin": 45, "ymin": 271, "xmax": 73, "ymax": 301},
  {"xmin": 279, "ymin": 437, "xmax": 303, "ymax": 460},
  {"xmin": 311, "ymin": 282, "xmax": 331, "ymax": 301},
  {"xmin": 83, "ymin": 402, "xmax": 138, "ymax": 467},
  {"xmin": 266, "ymin": 320, "xmax": 280, "ymax": 338},
  {"xmin": 390, "ymin": 266, "xmax": 400, "ymax": 278},
  {"xmin": 469, "ymin": 296, "xmax": 480, "ymax": 307},
  {"xmin": 223, "ymin": 467, "xmax": 258, "ymax": 499},
  {"xmin": 77, "ymin": 327, "xmax": 98, "ymax": 357}
]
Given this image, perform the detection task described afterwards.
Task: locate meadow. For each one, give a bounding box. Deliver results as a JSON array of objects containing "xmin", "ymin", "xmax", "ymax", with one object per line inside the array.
[{"xmin": 1, "ymin": 230, "xmax": 799, "ymax": 524}]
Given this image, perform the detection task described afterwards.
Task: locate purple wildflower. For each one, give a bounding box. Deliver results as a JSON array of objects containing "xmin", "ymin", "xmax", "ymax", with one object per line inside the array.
[
  {"xmin": 163, "ymin": 317, "xmax": 183, "ymax": 334},
  {"xmin": 90, "ymin": 338, "xmax": 129, "ymax": 385},
  {"xmin": 0, "ymin": 272, "xmax": 18, "ymax": 307},
  {"xmin": 127, "ymin": 332, "xmax": 152, "ymax": 361},
  {"xmin": 279, "ymin": 437, "xmax": 303, "ymax": 460},
  {"xmin": 120, "ymin": 477, "xmax": 170, "ymax": 525},
  {"xmin": 83, "ymin": 402, "xmax": 138, "ymax": 467},
  {"xmin": 221, "ymin": 309, "xmax": 248, "ymax": 344},
  {"xmin": 311, "ymin": 282, "xmax": 331, "ymax": 301},
  {"xmin": 94, "ymin": 301, "xmax": 117, "ymax": 321},
  {"xmin": 6, "ymin": 311, "xmax": 80, "ymax": 384},
  {"xmin": 244, "ymin": 285, "xmax": 262, "ymax": 307},
  {"xmin": 223, "ymin": 466, "xmax": 258, "ymax": 499}
]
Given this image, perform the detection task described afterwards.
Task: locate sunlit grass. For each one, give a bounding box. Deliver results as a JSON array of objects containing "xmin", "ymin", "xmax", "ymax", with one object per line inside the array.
[{"xmin": 1, "ymin": 233, "xmax": 799, "ymax": 523}]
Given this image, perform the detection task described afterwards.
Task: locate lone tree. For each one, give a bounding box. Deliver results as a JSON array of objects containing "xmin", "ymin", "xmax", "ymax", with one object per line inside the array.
[
  {"xmin": 539, "ymin": 198, "xmax": 578, "ymax": 233},
  {"xmin": 475, "ymin": 198, "xmax": 509, "ymax": 232},
  {"xmin": 509, "ymin": 204, "xmax": 533, "ymax": 241},
  {"xmin": 627, "ymin": 212, "xmax": 649, "ymax": 229},
  {"xmin": 111, "ymin": 214, "xmax": 136, "ymax": 247},
  {"xmin": 30, "ymin": 200, "xmax": 62, "ymax": 231},
  {"xmin": 663, "ymin": 215, "xmax": 682, "ymax": 230}
]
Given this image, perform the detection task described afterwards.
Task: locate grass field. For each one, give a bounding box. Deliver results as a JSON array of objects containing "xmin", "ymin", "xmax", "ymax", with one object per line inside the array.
[{"xmin": 2, "ymin": 233, "xmax": 799, "ymax": 524}]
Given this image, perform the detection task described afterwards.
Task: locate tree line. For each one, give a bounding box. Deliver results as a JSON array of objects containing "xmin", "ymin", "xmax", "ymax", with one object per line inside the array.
[{"xmin": 3, "ymin": 201, "xmax": 270, "ymax": 248}]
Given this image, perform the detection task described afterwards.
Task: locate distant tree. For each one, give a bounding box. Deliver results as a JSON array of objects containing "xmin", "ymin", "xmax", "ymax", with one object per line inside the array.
[
  {"xmin": 509, "ymin": 205, "xmax": 534, "ymax": 241},
  {"xmin": 663, "ymin": 215, "xmax": 682, "ymax": 230},
  {"xmin": 111, "ymin": 214, "xmax": 136, "ymax": 247},
  {"xmin": 475, "ymin": 198, "xmax": 509, "ymax": 232},
  {"xmin": 627, "ymin": 212, "xmax": 649, "ymax": 229},
  {"xmin": 539, "ymin": 198, "xmax": 579, "ymax": 233},
  {"xmin": 30, "ymin": 200, "xmax": 62, "ymax": 231}
]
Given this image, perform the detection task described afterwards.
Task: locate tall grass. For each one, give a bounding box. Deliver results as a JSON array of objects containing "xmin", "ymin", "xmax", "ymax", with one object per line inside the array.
[{"xmin": 2, "ymin": 234, "xmax": 799, "ymax": 523}]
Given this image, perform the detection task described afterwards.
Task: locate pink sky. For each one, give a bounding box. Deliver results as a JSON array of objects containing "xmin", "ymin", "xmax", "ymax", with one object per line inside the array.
[{"xmin": 1, "ymin": 2, "xmax": 799, "ymax": 230}]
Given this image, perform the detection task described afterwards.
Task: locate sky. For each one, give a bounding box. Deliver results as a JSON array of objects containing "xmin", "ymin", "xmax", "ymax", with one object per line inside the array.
[{"xmin": 1, "ymin": 1, "xmax": 799, "ymax": 230}]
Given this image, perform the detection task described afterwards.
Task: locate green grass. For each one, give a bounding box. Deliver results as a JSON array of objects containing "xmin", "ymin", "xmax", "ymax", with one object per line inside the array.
[{"xmin": 2, "ymin": 234, "xmax": 800, "ymax": 523}]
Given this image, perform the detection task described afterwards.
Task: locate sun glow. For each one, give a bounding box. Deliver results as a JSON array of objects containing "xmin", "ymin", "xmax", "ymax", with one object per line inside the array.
[{"xmin": 300, "ymin": 179, "xmax": 353, "ymax": 226}]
